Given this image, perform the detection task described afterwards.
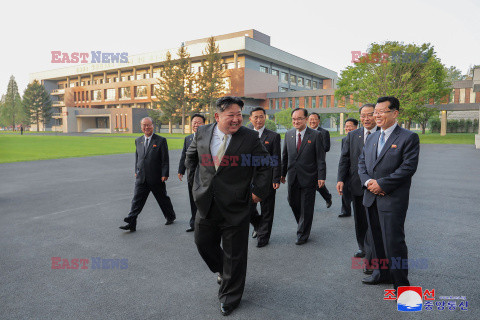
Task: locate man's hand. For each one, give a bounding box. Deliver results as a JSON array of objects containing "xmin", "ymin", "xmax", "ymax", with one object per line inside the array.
[
  {"xmin": 280, "ymin": 176, "xmax": 286, "ymax": 184},
  {"xmin": 367, "ymin": 179, "xmax": 385, "ymax": 196},
  {"xmin": 318, "ymin": 180, "xmax": 325, "ymax": 189},
  {"xmin": 178, "ymin": 173, "xmax": 183, "ymax": 181},
  {"xmin": 336, "ymin": 181, "xmax": 344, "ymax": 195},
  {"xmin": 252, "ymin": 193, "xmax": 262, "ymax": 203},
  {"xmin": 273, "ymin": 183, "xmax": 280, "ymax": 190},
  {"xmin": 162, "ymin": 177, "xmax": 168, "ymax": 182}
]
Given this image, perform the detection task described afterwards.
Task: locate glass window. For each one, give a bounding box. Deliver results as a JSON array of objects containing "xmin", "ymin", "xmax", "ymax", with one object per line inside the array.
[
  {"xmin": 119, "ymin": 87, "xmax": 131, "ymax": 99},
  {"xmin": 312, "ymin": 97, "xmax": 316, "ymax": 108},
  {"xmin": 135, "ymin": 85, "xmax": 147, "ymax": 98},
  {"xmin": 269, "ymin": 100, "xmax": 274, "ymax": 109},
  {"xmin": 129, "ymin": 75, "xmax": 135, "ymax": 81},
  {"xmin": 145, "ymin": 74, "xmax": 150, "ymax": 79},
  {"xmin": 151, "ymin": 84, "xmax": 160, "ymax": 96},
  {"xmin": 289, "ymin": 98, "xmax": 293, "ymax": 108},
  {"xmin": 272, "ymin": 69, "xmax": 279, "ymax": 77},
  {"xmin": 105, "ymin": 89, "xmax": 115, "ymax": 100},
  {"xmin": 290, "ymin": 75, "xmax": 296, "ymax": 85},
  {"xmin": 153, "ymin": 72, "xmax": 160, "ymax": 78},
  {"xmin": 92, "ymin": 90, "xmax": 101, "ymax": 101},
  {"xmin": 306, "ymin": 79, "xmax": 311, "ymax": 88},
  {"xmin": 295, "ymin": 97, "xmax": 299, "ymax": 107},
  {"xmin": 281, "ymin": 72, "xmax": 288, "ymax": 83},
  {"xmin": 260, "ymin": 66, "xmax": 268, "ymax": 73},
  {"xmin": 227, "ymin": 62, "xmax": 235, "ymax": 69},
  {"xmin": 470, "ymin": 88, "xmax": 475, "ymax": 103},
  {"xmin": 275, "ymin": 99, "xmax": 279, "ymax": 109},
  {"xmin": 136, "ymin": 74, "xmax": 143, "ymax": 80},
  {"xmin": 298, "ymin": 77, "xmax": 304, "ymax": 87},
  {"xmin": 121, "ymin": 76, "xmax": 126, "ymax": 81},
  {"xmin": 326, "ymin": 96, "xmax": 331, "ymax": 107},
  {"xmin": 313, "ymin": 81, "xmax": 317, "ymax": 89},
  {"xmin": 319, "ymin": 96, "xmax": 323, "ymax": 108},
  {"xmin": 305, "ymin": 97, "xmax": 310, "ymax": 107},
  {"xmin": 450, "ymin": 89, "xmax": 455, "ymax": 103},
  {"xmin": 279, "ymin": 87, "xmax": 288, "ymax": 92}
]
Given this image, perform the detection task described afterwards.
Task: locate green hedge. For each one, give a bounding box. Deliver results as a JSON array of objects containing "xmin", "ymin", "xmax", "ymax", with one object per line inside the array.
[{"xmin": 429, "ymin": 118, "xmax": 478, "ymax": 133}]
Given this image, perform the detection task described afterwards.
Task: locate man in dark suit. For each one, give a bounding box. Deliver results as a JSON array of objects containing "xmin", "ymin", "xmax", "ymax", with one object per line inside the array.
[
  {"xmin": 178, "ymin": 114, "xmax": 205, "ymax": 232},
  {"xmin": 337, "ymin": 105, "xmax": 378, "ymax": 269},
  {"xmin": 248, "ymin": 107, "xmax": 281, "ymax": 248},
  {"xmin": 338, "ymin": 118, "xmax": 358, "ymax": 218},
  {"xmin": 308, "ymin": 113, "xmax": 332, "ymax": 208},
  {"xmin": 185, "ymin": 96, "xmax": 271, "ymax": 316},
  {"xmin": 281, "ymin": 108, "xmax": 326, "ymax": 245},
  {"xmin": 120, "ymin": 117, "xmax": 176, "ymax": 232},
  {"xmin": 358, "ymin": 96, "xmax": 420, "ymax": 290}
]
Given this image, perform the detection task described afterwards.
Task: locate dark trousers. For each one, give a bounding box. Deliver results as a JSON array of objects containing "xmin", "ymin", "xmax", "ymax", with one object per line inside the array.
[
  {"xmin": 288, "ymin": 179, "xmax": 316, "ymax": 241},
  {"xmin": 187, "ymin": 182, "xmax": 197, "ymax": 229},
  {"xmin": 317, "ymin": 185, "xmax": 332, "ymax": 202},
  {"xmin": 250, "ymin": 188, "xmax": 276, "ymax": 242},
  {"xmin": 126, "ymin": 181, "xmax": 176, "ymax": 223},
  {"xmin": 352, "ymin": 195, "xmax": 369, "ymax": 252},
  {"xmin": 341, "ymin": 185, "xmax": 352, "ymax": 216},
  {"xmin": 195, "ymin": 201, "xmax": 250, "ymax": 306},
  {"xmin": 366, "ymin": 201, "xmax": 409, "ymax": 289}
]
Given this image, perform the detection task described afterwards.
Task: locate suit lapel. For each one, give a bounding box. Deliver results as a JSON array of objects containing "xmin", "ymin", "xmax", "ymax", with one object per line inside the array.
[
  {"xmin": 204, "ymin": 124, "xmax": 216, "ymax": 175},
  {"xmin": 297, "ymin": 128, "xmax": 311, "ymax": 156},
  {"xmin": 373, "ymin": 126, "xmax": 401, "ymax": 168},
  {"xmin": 216, "ymin": 127, "xmax": 244, "ymax": 175},
  {"xmin": 260, "ymin": 129, "xmax": 267, "ymax": 143},
  {"xmin": 144, "ymin": 134, "xmax": 155, "ymax": 156}
]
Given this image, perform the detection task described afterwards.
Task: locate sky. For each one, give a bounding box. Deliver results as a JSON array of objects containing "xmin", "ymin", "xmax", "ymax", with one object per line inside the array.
[{"xmin": 0, "ymin": 0, "xmax": 479, "ymax": 95}]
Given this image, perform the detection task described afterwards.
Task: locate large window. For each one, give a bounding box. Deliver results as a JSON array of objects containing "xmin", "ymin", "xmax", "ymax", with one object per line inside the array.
[
  {"xmin": 269, "ymin": 100, "xmax": 274, "ymax": 109},
  {"xmin": 305, "ymin": 79, "xmax": 311, "ymax": 88},
  {"xmin": 304, "ymin": 97, "xmax": 310, "ymax": 108},
  {"xmin": 319, "ymin": 96, "xmax": 323, "ymax": 108},
  {"xmin": 272, "ymin": 69, "xmax": 279, "ymax": 77},
  {"xmin": 275, "ymin": 99, "xmax": 279, "ymax": 109},
  {"xmin": 260, "ymin": 66, "xmax": 268, "ymax": 73},
  {"xmin": 297, "ymin": 77, "xmax": 304, "ymax": 87},
  {"xmin": 281, "ymin": 72, "xmax": 288, "ymax": 83},
  {"xmin": 135, "ymin": 86, "xmax": 147, "ymax": 98},
  {"xmin": 312, "ymin": 97, "xmax": 316, "ymax": 108},
  {"xmin": 92, "ymin": 90, "xmax": 101, "ymax": 101},
  {"xmin": 289, "ymin": 98, "xmax": 293, "ymax": 108},
  {"xmin": 326, "ymin": 96, "xmax": 331, "ymax": 107},
  {"xmin": 295, "ymin": 98, "xmax": 299, "ymax": 107},
  {"xmin": 105, "ymin": 89, "xmax": 115, "ymax": 101},
  {"xmin": 290, "ymin": 75, "xmax": 297, "ymax": 85},
  {"xmin": 119, "ymin": 87, "xmax": 131, "ymax": 100},
  {"xmin": 282, "ymin": 99, "xmax": 286, "ymax": 109},
  {"xmin": 279, "ymin": 87, "xmax": 288, "ymax": 92},
  {"xmin": 470, "ymin": 88, "xmax": 475, "ymax": 103}
]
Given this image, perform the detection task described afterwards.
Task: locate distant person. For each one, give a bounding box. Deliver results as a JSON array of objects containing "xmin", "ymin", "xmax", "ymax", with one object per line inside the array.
[
  {"xmin": 337, "ymin": 118, "xmax": 358, "ymax": 218},
  {"xmin": 308, "ymin": 113, "xmax": 332, "ymax": 208},
  {"xmin": 20, "ymin": 125, "xmax": 24, "ymax": 135},
  {"xmin": 178, "ymin": 114, "xmax": 205, "ymax": 232},
  {"xmin": 120, "ymin": 117, "xmax": 176, "ymax": 232},
  {"xmin": 358, "ymin": 97, "xmax": 420, "ymax": 290},
  {"xmin": 281, "ymin": 108, "xmax": 326, "ymax": 245},
  {"xmin": 248, "ymin": 107, "xmax": 281, "ymax": 248},
  {"xmin": 185, "ymin": 96, "xmax": 271, "ymax": 316}
]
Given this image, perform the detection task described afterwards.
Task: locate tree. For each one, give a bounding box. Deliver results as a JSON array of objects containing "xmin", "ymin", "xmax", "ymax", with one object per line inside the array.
[
  {"xmin": 445, "ymin": 66, "xmax": 466, "ymax": 83},
  {"xmin": 245, "ymin": 118, "xmax": 277, "ymax": 132},
  {"xmin": 23, "ymin": 80, "xmax": 52, "ymax": 131},
  {"xmin": 274, "ymin": 108, "xmax": 293, "ymax": 129},
  {"xmin": 176, "ymin": 44, "xmax": 195, "ymax": 133},
  {"xmin": 1, "ymin": 76, "xmax": 25, "ymax": 130},
  {"xmin": 196, "ymin": 36, "xmax": 226, "ymax": 122},
  {"xmin": 336, "ymin": 42, "xmax": 451, "ymax": 132}
]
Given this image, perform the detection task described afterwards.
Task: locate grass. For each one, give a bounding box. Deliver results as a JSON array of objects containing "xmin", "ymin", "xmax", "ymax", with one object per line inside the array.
[
  {"xmin": 0, "ymin": 135, "xmax": 184, "ymax": 163},
  {"xmin": 334, "ymin": 132, "xmax": 476, "ymax": 144}
]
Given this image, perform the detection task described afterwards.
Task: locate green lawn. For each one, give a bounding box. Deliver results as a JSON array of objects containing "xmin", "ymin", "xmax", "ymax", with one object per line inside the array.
[
  {"xmin": 0, "ymin": 135, "xmax": 184, "ymax": 163},
  {"xmin": 334, "ymin": 133, "xmax": 476, "ymax": 144}
]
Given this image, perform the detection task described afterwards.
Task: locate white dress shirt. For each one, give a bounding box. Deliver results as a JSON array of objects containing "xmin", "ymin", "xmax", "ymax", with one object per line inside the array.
[
  {"xmin": 210, "ymin": 125, "xmax": 231, "ymax": 159},
  {"xmin": 144, "ymin": 135, "xmax": 152, "ymax": 149},
  {"xmin": 254, "ymin": 126, "xmax": 265, "ymax": 138},
  {"xmin": 296, "ymin": 127, "xmax": 307, "ymax": 142},
  {"xmin": 363, "ymin": 126, "xmax": 377, "ymax": 143}
]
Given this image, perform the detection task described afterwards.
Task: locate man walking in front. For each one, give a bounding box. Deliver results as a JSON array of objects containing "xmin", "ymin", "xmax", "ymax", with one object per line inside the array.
[
  {"xmin": 185, "ymin": 96, "xmax": 271, "ymax": 316},
  {"xmin": 281, "ymin": 108, "xmax": 326, "ymax": 245},
  {"xmin": 178, "ymin": 114, "xmax": 205, "ymax": 232},
  {"xmin": 119, "ymin": 117, "xmax": 176, "ymax": 232},
  {"xmin": 358, "ymin": 97, "xmax": 420, "ymax": 290}
]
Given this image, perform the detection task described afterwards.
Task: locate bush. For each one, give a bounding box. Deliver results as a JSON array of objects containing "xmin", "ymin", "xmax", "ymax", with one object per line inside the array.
[
  {"xmin": 244, "ymin": 119, "xmax": 277, "ymax": 132},
  {"xmin": 474, "ymin": 119, "xmax": 479, "ymax": 133},
  {"xmin": 429, "ymin": 118, "xmax": 441, "ymax": 133},
  {"xmin": 447, "ymin": 119, "xmax": 459, "ymax": 133},
  {"xmin": 458, "ymin": 119, "xmax": 466, "ymax": 133},
  {"xmin": 465, "ymin": 119, "xmax": 473, "ymax": 133}
]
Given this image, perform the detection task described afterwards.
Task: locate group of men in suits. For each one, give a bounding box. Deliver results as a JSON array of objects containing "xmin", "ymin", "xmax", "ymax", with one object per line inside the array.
[
  {"xmin": 119, "ymin": 95, "xmax": 420, "ymax": 315},
  {"xmin": 337, "ymin": 97, "xmax": 420, "ymax": 290}
]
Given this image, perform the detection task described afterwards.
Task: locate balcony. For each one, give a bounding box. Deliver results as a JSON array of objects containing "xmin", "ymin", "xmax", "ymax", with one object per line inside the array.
[{"xmin": 51, "ymin": 89, "xmax": 65, "ymax": 95}]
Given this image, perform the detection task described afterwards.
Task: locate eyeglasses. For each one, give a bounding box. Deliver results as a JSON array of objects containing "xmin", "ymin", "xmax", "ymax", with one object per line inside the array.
[
  {"xmin": 373, "ymin": 110, "xmax": 393, "ymax": 116},
  {"xmin": 292, "ymin": 117, "xmax": 306, "ymax": 121},
  {"xmin": 360, "ymin": 113, "xmax": 374, "ymax": 118},
  {"xmin": 141, "ymin": 124, "xmax": 153, "ymax": 127}
]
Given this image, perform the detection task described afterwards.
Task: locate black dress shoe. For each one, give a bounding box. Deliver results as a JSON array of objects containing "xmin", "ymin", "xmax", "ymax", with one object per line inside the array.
[
  {"xmin": 119, "ymin": 224, "xmax": 136, "ymax": 232},
  {"xmin": 362, "ymin": 275, "xmax": 391, "ymax": 285},
  {"xmin": 252, "ymin": 230, "xmax": 257, "ymax": 238},
  {"xmin": 363, "ymin": 266, "xmax": 373, "ymax": 275},
  {"xmin": 165, "ymin": 219, "xmax": 175, "ymax": 225},
  {"xmin": 354, "ymin": 250, "xmax": 366, "ymax": 258},
  {"xmin": 216, "ymin": 273, "xmax": 223, "ymax": 285},
  {"xmin": 338, "ymin": 213, "xmax": 351, "ymax": 217},
  {"xmin": 220, "ymin": 302, "xmax": 239, "ymax": 316},
  {"xmin": 186, "ymin": 227, "xmax": 194, "ymax": 232},
  {"xmin": 326, "ymin": 199, "xmax": 332, "ymax": 208},
  {"xmin": 295, "ymin": 239, "xmax": 307, "ymax": 245},
  {"xmin": 257, "ymin": 240, "xmax": 268, "ymax": 248}
]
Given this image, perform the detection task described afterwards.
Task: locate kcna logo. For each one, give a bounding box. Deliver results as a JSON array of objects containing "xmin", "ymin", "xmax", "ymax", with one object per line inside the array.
[{"xmin": 51, "ymin": 51, "xmax": 129, "ymax": 63}]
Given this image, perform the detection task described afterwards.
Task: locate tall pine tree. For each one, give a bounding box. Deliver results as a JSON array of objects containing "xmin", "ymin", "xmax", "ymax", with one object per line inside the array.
[
  {"xmin": 23, "ymin": 80, "xmax": 53, "ymax": 131},
  {"xmin": 1, "ymin": 75, "xmax": 25, "ymax": 130}
]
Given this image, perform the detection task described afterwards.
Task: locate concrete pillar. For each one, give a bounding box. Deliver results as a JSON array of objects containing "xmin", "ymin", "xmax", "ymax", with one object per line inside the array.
[
  {"xmin": 440, "ymin": 110, "xmax": 447, "ymax": 136},
  {"xmin": 66, "ymin": 77, "xmax": 70, "ymax": 87},
  {"xmin": 133, "ymin": 67, "xmax": 136, "ymax": 79},
  {"xmin": 103, "ymin": 72, "xmax": 107, "ymax": 84},
  {"xmin": 234, "ymin": 52, "xmax": 238, "ymax": 68},
  {"xmin": 339, "ymin": 112, "xmax": 345, "ymax": 135},
  {"xmin": 149, "ymin": 65, "xmax": 153, "ymax": 77},
  {"xmin": 78, "ymin": 75, "xmax": 81, "ymax": 85},
  {"xmin": 118, "ymin": 70, "xmax": 121, "ymax": 81},
  {"xmin": 90, "ymin": 74, "xmax": 93, "ymax": 84}
]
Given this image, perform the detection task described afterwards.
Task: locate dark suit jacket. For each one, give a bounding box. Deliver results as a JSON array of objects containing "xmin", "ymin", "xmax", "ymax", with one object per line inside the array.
[
  {"xmin": 178, "ymin": 134, "xmax": 195, "ymax": 184},
  {"xmin": 316, "ymin": 126, "xmax": 331, "ymax": 152},
  {"xmin": 135, "ymin": 133, "xmax": 169, "ymax": 185},
  {"xmin": 185, "ymin": 124, "xmax": 271, "ymax": 226},
  {"xmin": 259, "ymin": 128, "xmax": 281, "ymax": 184},
  {"xmin": 338, "ymin": 127, "xmax": 379, "ymax": 196},
  {"xmin": 281, "ymin": 127, "xmax": 326, "ymax": 188},
  {"xmin": 358, "ymin": 125, "xmax": 420, "ymax": 213}
]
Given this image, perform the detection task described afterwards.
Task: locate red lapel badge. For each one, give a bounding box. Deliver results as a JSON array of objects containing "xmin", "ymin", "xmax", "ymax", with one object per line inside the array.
[
  {"xmin": 391, "ymin": 144, "xmax": 397, "ymax": 148},
  {"xmin": 307, "ymin": 140, "xmax": 312, "ymax": 143},
  {"xmin": 265, "ymin": 141, "xmax": 269, "ymax": 144},
  {"xmin": 153, "ymin": 144, "xmax": 157, "ymax": 148}
]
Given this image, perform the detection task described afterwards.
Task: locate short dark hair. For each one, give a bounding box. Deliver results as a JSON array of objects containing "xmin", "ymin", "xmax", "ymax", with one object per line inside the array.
[
  {"xmin": 308, "ymin": 112, "xmax": 320, "ymax": 120},
  {"xmin": 191, "ymin": 113, "xmax": 205, "ymax": 123},
  {"xmin": 345, "ymin": 118, "xmax": 359, "ymax": 126},
  {"xmin": 216, "ymin": 96, "xmax": 244, "ymax": 112},
  {"xmin": 377, "ymin": 96, "xmax": 400, "ymax": 111},
  {"xmin": 291, "ymin": 108, "xmax": 308, "ymax": 118},
  {"xmin": 359, "ymin": 103, "xmax": 375, "ymax": 113},
  {"xmin": 250, "ymin": 107, "xmax": 266, "ymax": 115}
]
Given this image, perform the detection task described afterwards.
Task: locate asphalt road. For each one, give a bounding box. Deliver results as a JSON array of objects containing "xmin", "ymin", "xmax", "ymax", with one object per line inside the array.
[{"xmin": 0, "ymin": 139, "xmax": 478, "ymax": 319}]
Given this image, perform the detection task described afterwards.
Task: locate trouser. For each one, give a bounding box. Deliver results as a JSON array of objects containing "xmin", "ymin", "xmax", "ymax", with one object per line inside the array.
[
  {"xmin": 250, "ymin": 188, "xmax": 276, "ymax": 242},
  {"xmin": 126, "ymin": 181, "xmax": 176, "ymax": 223},
  {"xmin": 187, "ymin": 182, "xmax": 197, "ymax": 228},
  {"xmin": 288, "ymin": 179, "xmax": 316, "ymax": 242},
  {"xmin": 341, "ymin": 184, "xmax": 352, "ymax": 215}
]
